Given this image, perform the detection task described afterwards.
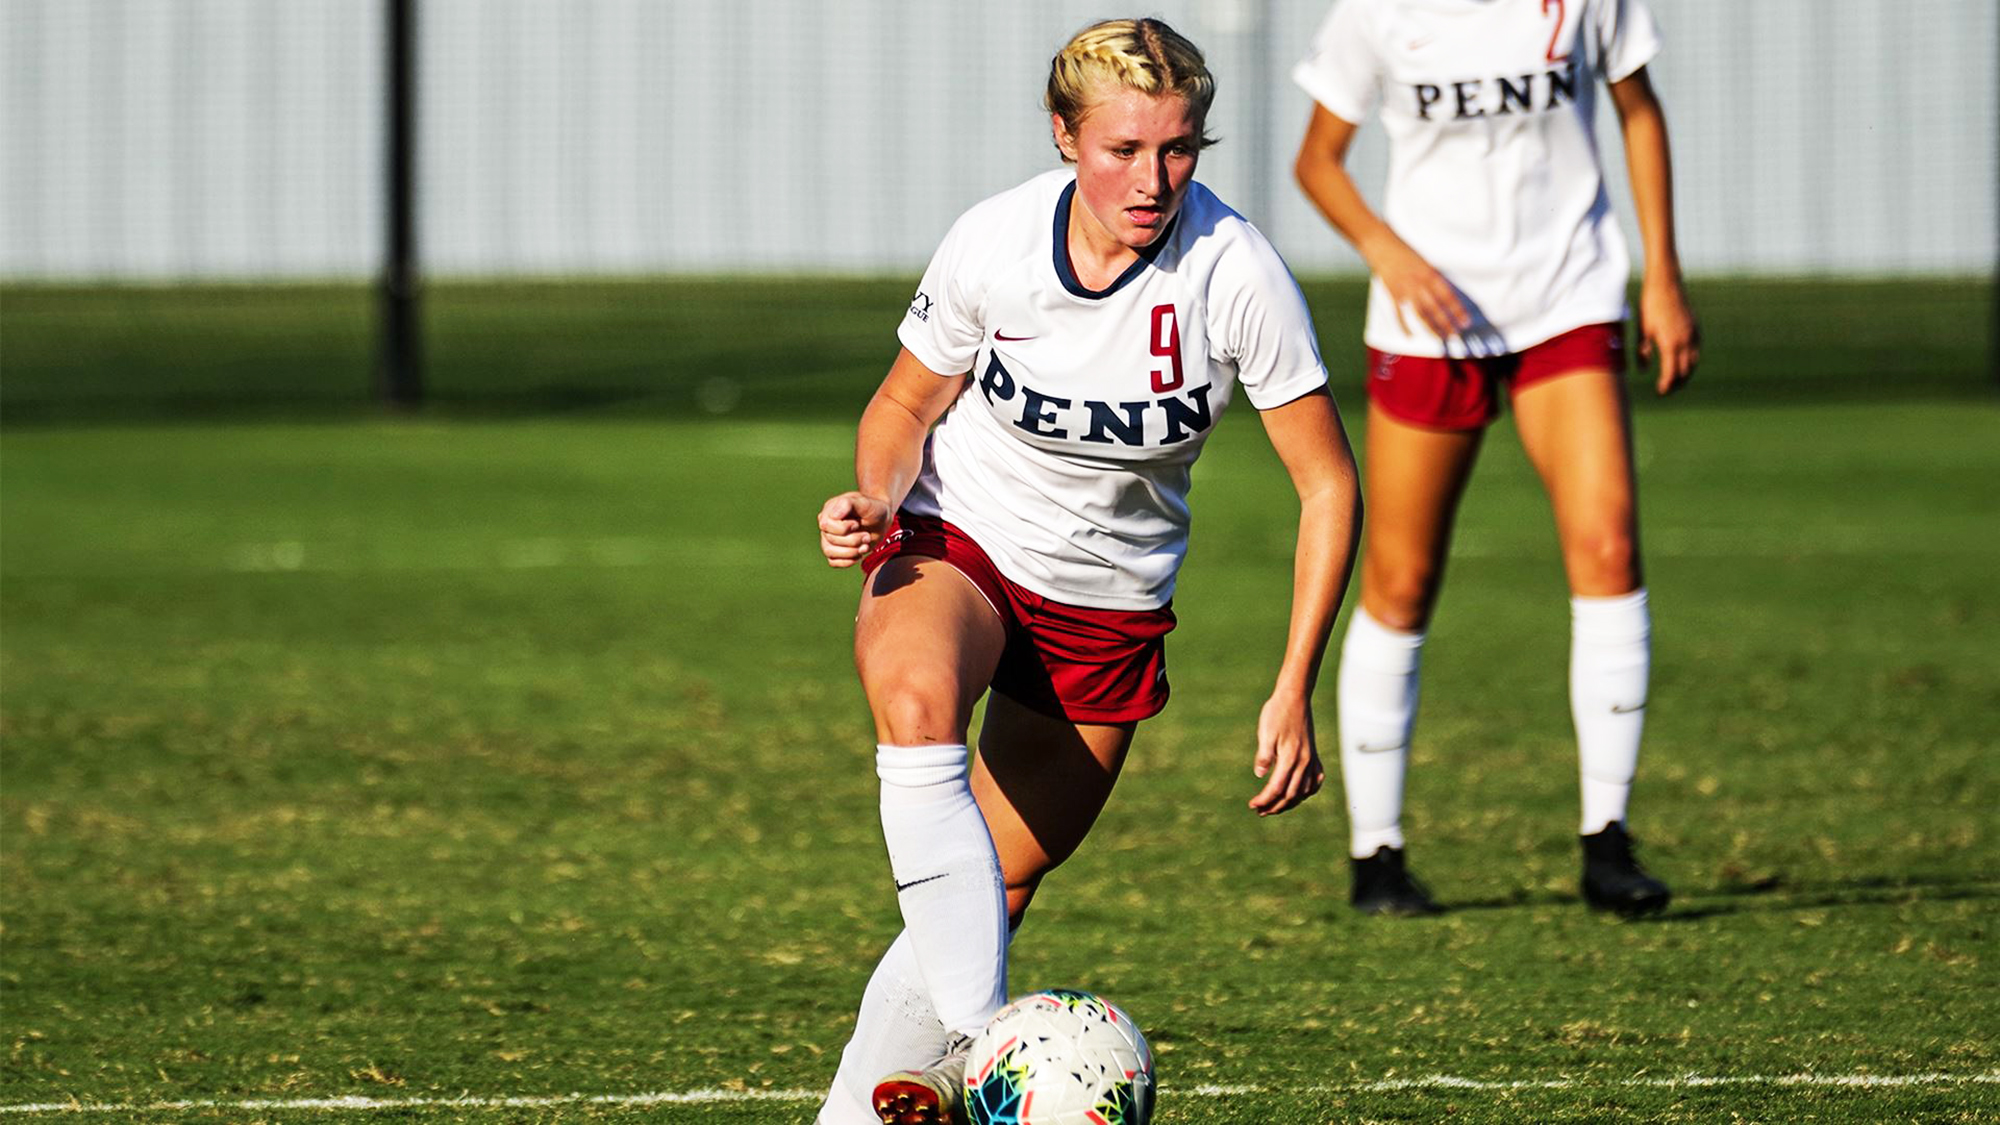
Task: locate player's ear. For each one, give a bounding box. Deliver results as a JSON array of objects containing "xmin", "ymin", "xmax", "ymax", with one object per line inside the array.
[{"xmin": 1052, "ymin": 113, "xmax": 1078, "ymax": 162}]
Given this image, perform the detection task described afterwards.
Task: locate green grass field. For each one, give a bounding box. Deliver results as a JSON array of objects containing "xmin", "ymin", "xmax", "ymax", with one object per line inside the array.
[
  {"xmin": 2, "ymin": 278, "xmax": 1990, "ymax": 421},
  {"xmin": 2, "ymin": 280, "xmax": 1996, "ymax": 1122}
]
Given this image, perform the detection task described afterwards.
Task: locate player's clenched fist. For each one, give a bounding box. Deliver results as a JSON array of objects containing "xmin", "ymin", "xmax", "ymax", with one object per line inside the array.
[{"xmin": 817, "ymin": 491, "xmax": 892, "ymax": 567}]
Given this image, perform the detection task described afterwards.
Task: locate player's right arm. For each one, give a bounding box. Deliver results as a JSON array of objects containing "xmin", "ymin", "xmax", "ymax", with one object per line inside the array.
[
  {"xmin": 1293, "ymin": 104, "xmax": 1470, "ymax": 342},
  {"xmin": 1609, "ymin": 66, "xmax": 1699, "ymax": 396},
  {"xmin": 818, "ymin": 348, "xmax": 968, "ymax": 567}
]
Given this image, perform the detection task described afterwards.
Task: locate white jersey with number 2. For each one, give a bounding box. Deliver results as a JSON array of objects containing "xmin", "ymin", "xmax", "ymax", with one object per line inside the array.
[
  {"xmin": 896, "ymin": 168, "xmax": 1329, "ymax": 612},
  {"xmin": 1294, "ymin": 0, "xmax": 1662, "ymax": 358}
]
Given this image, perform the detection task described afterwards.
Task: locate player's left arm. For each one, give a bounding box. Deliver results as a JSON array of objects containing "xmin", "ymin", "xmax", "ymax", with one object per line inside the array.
[
  {"xmin": 1246, "ymin": 388, "xmax": 1361, "ymax": 817},
  {"xmin": 1610, "ymin": 66, "xmax": 1701, "ymax": 396},
  {"xmin": 818, "ymin": 348, "xmax": 968, "ymax": 567}
]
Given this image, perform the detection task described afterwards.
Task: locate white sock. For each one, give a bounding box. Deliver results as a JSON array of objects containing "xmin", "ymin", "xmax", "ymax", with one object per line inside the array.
[
  {"xmin": 816, "ymin": 924, "xmax": 1024, "ymax": 1125},
  {"xmin": 875, "ymin": 743, "xmax": 1007, "ymax": 1038},
  {"xmin": 816, "ymin": 931, "xmax": 943, "ymax": 1125},
  {"xmin": 1571, "ymin": 589, "xmax": 1650, "ymax": 835},
  {"xmin": 1336, "ymin": 609, "xmax": 1426, "ymax": 859}
]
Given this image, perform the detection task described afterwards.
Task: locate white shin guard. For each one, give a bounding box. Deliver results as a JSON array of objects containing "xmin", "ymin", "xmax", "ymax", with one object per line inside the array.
[
  {"xmin": 816, "ymin": 923, "xmax": 1024, "ymax": 1125},
  {"xmin": 1336, "ymin": 609, "xmax": 1427, "ymax": 859},
  {"xmin": 875, "ymin": 743, "xmax": 1007, "ymax": 1039},
  {"xmin": 1570, "ymin": 589, "xmax": 1651, "ymax": 835},
  {"xmin": 817, "ymin": 931, "xmax": 941, "ymax": 1125}
]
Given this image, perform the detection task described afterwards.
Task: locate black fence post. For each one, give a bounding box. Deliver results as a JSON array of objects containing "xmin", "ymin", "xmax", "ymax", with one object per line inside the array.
[{"xmin": 376, "ymin": 0, "xmax": 422, "ymax": 407}]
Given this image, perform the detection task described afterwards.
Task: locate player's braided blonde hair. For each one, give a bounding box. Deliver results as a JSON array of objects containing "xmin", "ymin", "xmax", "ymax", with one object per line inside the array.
[{"xmin": 1045, "ymin": 18, "xmax": 1217, "ymax": 161}]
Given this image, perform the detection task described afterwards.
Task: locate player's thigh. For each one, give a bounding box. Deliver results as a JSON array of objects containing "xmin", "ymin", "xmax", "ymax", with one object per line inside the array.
[
  {"xmin": 970, "ymin": 691, "xmax": 1135, "ymax": 891},
  {"xmin": 1510, "ymin": 367, "xmax": 1642, "ymax": 594},
  {"xmin": 1358, "ymin": 402, "xmax": 1485, "ymax": 628},
  {"xmin": 854, "ymin": 555, "xmax": 1007, "ymax": 745}
]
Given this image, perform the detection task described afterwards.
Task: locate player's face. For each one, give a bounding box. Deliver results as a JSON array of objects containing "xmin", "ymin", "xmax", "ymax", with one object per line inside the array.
[{"xmin": 1055, "ymin": 88, "xmax": 1202, "ymax": 255}]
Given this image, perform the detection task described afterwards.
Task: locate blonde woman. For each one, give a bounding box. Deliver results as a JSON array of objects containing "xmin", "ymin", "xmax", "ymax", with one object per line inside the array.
[
  {"xmin": 815, "ymin": 18, "xmax": 1360, "ymax": 1125},
  {"xmin": 1293, "ymin": 0, "xmax": 1698, "ymax": 917}
]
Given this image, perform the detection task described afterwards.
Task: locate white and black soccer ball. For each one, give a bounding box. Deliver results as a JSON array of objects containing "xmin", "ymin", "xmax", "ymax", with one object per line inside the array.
[{"xmin": 963, "ymin": 989, "xmax": 1155, "ymax": 1125}]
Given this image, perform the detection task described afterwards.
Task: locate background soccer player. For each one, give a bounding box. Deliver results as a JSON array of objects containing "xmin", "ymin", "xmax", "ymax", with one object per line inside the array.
[
  {"xmin": 814, "ymin": 18, "xmax": 1361, "ymax": 1124},
  {"xmin": 1292, "ymin": 0, "xmax": 1699, "ymax": 917}
]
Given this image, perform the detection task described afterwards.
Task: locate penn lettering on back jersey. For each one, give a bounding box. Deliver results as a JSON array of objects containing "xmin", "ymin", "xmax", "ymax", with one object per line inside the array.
[
  {"xmin": 1293, "ymin": 0, "xmax": 1664, "ymax": 359},
  {"xmin": 896, "ymin": 170, "xmax": 1328, "ymax": 612},
  {"xmin": 1412, "ymin": 60, "xmax": 1579, "ymax": 120}
]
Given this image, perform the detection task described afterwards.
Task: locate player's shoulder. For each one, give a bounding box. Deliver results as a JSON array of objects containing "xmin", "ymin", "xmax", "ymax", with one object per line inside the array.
[
  {"xmin": 949, "ymin": 169, "xmax": 1070, "ymax": 235},
  {"xmin": 1174, "ymin": 182, "xmax": 1298, "ymax": 290},
  {"xmin": 1574, "ymin": 0, "xmax": 1660, "ymax": 30},
  {"xmin": 1315, "ymin": 0, "xmax": 1396, "ymax": 38},
  {"xmin": 1175, "ymin": 181, "xmax": 1255, "ymax": 250},
  {"xmin": 929, "ymin": 169, "xmax": 1067, "ymax": 273},
  {"xmin": 1341, "ymin": 0, "xmax": 1399, "ymax": 21}
]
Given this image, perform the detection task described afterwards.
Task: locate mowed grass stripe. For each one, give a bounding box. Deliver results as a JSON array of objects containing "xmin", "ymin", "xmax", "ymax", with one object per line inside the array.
[
  {"xmin": 173, "ymin": 512, "xmax": 2000, "ymax": 579},
  {"xmin": 5, "ymin": 1069, "xmax": 1996, "ymax": 1115},
  {"xmin": 6, "ymin": 513, "xmax": 1977, "ymax": 582},
  {"xmin": 4, "ymin": 401, "xmax": 1994, "ymax": 1118}
]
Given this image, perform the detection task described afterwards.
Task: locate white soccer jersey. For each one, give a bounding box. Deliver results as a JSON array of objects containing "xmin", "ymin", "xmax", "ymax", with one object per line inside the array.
[
  {"xmin": 896, "ymin": 168, "xmax": 1329, "ymax": 612},
  {"xmin": 1294, "ymin": 0, "xmax": 1662, "ymax": 358}
]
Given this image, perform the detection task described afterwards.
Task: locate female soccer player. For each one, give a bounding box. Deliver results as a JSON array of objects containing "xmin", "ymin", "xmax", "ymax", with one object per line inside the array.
[
  {"xmin": 814, "ymin": 19, "xmax": 1360, "ymax": 1124},
  {"xmin": 1292, "ymin": 0, "xmax": 1699, "ymax": 917}
]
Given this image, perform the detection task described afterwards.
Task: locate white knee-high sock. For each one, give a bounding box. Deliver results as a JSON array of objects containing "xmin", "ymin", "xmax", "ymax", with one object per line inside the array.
[
  {"xmin": 816, "ymin": 924, "xmax": 1023, "ymax": 1125},
  {"xmin": 1571, "ymin": 589, "xmax": 1650, "ymax": 835},
  {"xmin": 817, "ymin": 931, "xmax": 943, "ymax": 1125},
  {"xmin": 1336, "ymin": 609, "xmax": 1426, "ymax": 859},
  {"xmin": 875, "ymin": 743, "xmax": 1007, "ymax": 1038}
]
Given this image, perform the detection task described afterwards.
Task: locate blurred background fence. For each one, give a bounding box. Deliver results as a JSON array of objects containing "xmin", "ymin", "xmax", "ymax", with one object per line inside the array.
[
  {"xmin": 6, "ymin": 0, "xmax": 1996, "ymax": 280},
  {"xmin": 1, "ymin": 0, "xmax": 1994, "ymax": 419}
]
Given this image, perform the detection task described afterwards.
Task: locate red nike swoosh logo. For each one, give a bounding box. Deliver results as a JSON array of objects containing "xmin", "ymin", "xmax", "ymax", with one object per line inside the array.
[{"xmin": 994, "ymin": 332, "xmax": 1036, "ymax": 341}]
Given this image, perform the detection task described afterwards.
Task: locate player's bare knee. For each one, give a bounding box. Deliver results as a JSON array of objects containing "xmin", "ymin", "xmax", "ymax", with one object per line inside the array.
[
  {"xmin": 857, "ymin": 640, "xmax": 965, "ymax": 730},
  {"xmin": 867, "ymin": 672, "xmax": 970, "ymax": 746},
  {"xmin": 1564, "ymin": 528, "xmax": 1641, "ymax": 592},
  {"xmin": 1365, "ymin": 562, "xmax": 1442, "ymax": 631}
]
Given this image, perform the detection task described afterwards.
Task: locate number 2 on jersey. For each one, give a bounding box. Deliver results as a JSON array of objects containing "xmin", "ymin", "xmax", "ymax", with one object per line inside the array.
[
  {"xmin": 1149, "ymin": 304, "xmax": 1184, "ymax": 393},
  {"xmin": 1542, "ymin": 0, "xmax": 1570, "ymax": 64}
]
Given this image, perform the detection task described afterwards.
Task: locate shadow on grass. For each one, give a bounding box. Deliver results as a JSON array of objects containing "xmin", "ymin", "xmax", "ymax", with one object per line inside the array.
[
  {"xmin": 1650, "ymin": 872, "xmax": 2000, "ymax": 922},
  {"xmin": 1432, "ymin": 872, "xmax": 1999, "ymax": 923}
]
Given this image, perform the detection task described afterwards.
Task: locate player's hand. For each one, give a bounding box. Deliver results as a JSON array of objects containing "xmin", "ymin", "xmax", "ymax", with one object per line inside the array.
[
  {"xmin": 1638, "ymin": 277, "xmax": 1700, "ymax": 396},
  {"xmin": 817, "ymin": 491, "xmax": 893, "ymax": 568},
  {"xmin": 1247, "ymin": 691, "xmax": 1324, "ymax": 817},
  {"xmin": 1367, "ymin": 238, "xmax": 1471, "ymax": 343}
]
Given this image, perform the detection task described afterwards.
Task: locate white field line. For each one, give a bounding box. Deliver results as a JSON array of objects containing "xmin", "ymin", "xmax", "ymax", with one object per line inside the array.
[
  {"xmin": 5, "ymin": 1070, "xmax": 1995, "ymax": 1115},
  {"xmin": 221, "ymin": 537, "xmax": 764, "ymax": 574},
  {"xmin": 206, "ymin": 524, "xmax": 1995, "ymax": 576}
]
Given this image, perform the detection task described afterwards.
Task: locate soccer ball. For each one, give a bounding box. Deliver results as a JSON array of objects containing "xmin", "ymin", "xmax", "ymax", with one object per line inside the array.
[{"xmin": 963, "ymin": 989, "xmax": 1155, "ymax": 1125}]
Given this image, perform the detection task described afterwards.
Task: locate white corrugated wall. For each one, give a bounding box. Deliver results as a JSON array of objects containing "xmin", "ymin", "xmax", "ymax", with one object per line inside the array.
[{"xmin": 2, "ymin": 0, "xmax": 1995, "ymax": 279}]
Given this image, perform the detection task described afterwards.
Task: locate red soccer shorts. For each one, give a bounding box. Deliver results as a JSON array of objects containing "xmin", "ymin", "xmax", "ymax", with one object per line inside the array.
[
  {"xmin": 1366, "ymin": 322, "xmax": 1627, "ymax": 431},
  {"xmin": 861, "ymin": 513, "xmax": 1175, "ymax": 724}
]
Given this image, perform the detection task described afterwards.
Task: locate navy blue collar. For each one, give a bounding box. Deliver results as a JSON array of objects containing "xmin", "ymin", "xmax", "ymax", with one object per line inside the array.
[{"xmin": 1052, "ymin": 180, "xmax": 1174, "ymax": 300}]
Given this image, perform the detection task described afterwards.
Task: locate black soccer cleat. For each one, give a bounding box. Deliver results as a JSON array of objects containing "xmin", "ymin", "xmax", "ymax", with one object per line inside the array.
[
  {"xmin": 1580, "ymin": 822, "xmax": 1672, "ymax": 917},
  {"xmin": 1350, "ymin": 846, "xmax": 1444, "ymax": 916}
]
